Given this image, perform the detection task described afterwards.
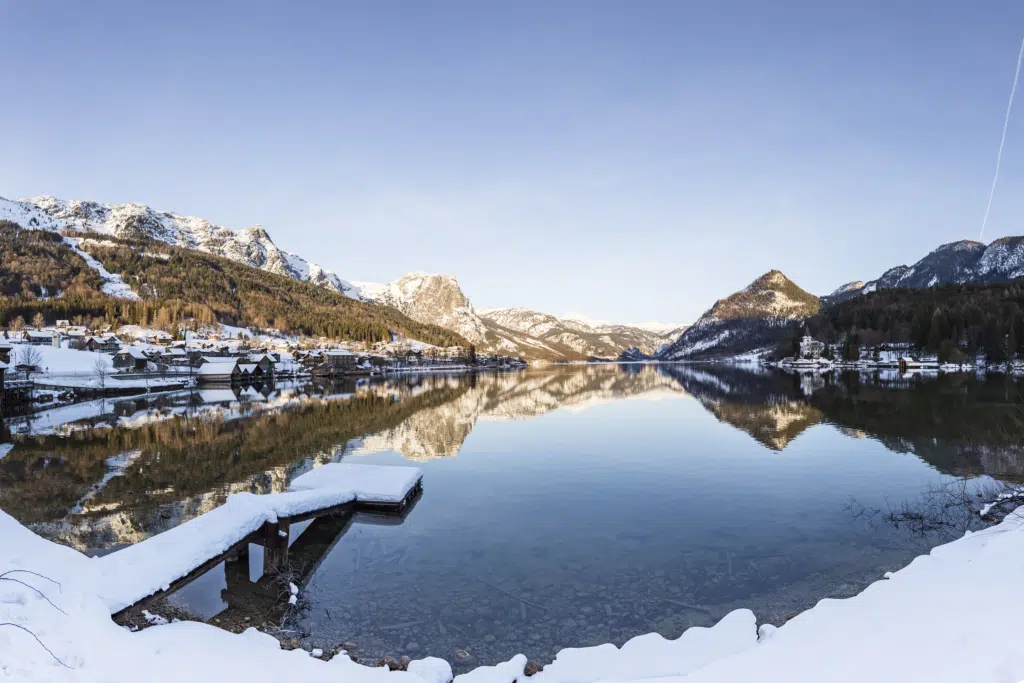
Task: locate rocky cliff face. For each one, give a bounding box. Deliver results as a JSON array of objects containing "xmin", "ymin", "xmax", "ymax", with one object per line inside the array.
[{"xmin": 354, "ymin": 274, "xmax": 593, "ymax": 361}]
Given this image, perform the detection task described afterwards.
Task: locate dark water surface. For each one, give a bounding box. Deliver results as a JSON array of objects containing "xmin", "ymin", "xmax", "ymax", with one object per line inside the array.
[{"xmin": 2, "ymin": 364, "xmax": 1023, "ymax": 670}]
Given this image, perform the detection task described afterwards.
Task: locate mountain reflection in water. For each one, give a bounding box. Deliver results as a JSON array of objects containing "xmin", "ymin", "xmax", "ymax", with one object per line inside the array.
[{"xmin": 2, "ymin": 364, "xmax": 1024, "ymax": 669}]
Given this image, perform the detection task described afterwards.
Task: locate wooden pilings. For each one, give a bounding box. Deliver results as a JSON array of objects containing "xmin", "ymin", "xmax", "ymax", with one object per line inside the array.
[{"xmin": 257, "ymin": 520, "xmax": 291, "ymax": 575}]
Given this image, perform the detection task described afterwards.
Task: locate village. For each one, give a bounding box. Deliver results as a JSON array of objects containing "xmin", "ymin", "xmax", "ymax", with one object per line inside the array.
[
  {"xmin": 775, "ymin": 333, "xmax": 1009, "ymax": 374},
  {"xmin": 0, "ymin": 319, "xmax": 527, "ymax": 414}
]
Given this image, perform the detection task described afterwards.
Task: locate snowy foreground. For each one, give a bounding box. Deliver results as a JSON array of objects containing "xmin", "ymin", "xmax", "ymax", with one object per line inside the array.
[{"xmin": 4, "ymin": 480, "xmax": 1024, "ymax": 682}]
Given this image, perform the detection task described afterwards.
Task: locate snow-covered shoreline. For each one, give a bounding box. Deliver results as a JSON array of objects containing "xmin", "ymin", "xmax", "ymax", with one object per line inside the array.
[{"xmin": 4, "ymin": 479, "xmax": 1024, "ymax": 681}]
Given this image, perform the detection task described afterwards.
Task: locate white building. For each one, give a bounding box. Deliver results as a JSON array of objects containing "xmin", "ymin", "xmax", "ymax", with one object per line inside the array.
[{"xmin": 799, "ymin": 335, "xmax": 825, "ymax": 359}]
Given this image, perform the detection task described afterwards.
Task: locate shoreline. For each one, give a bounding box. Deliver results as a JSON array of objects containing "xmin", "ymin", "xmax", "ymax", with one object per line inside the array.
[{"xmin": 4, "ymin": 496, "xmax": 1023, "ymax": 682}]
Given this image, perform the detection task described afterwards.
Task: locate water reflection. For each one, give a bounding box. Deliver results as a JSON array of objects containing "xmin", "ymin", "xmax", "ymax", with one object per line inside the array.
[{"xmin": 3, "ymin": 364, "xmax": 1024, "ymax": 669}]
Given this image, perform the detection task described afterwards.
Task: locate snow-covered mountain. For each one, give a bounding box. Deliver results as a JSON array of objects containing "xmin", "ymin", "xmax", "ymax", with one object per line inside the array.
[
  {"xmin": 0, "ymin": 195, "xmax": 362, "ymax": 298},
  {"xmin": 353, "ymin": 273, "xmax": 588, "ymax": 361},
  {"xmin": 658, "ymin": 270, "xmax": 820, "ymax": 361},
  {"xmin": 478, "ymin": 307, "xmax": 683, "ymax": 358},
  {"xmin": 824, "ymin": 237, "xmax": 1024, "ymax": 306},
  {"xmin": 2, "ymin": 193, "xmax": 687, "ymax": 360}
]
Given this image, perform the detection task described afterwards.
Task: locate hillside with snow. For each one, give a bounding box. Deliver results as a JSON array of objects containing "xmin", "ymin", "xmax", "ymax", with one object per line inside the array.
[
  {"xmin": 0, "ymin": 195, "xmax": 361, "ymax": 298},
  {"xmin": 658, "ymin": 270, "xmax": 819, "ymax": 361}
]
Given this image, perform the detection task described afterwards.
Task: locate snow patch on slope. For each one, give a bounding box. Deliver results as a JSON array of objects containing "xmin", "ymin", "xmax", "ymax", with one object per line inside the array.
[{"xmin": 65, "ymin": 237, "xmax": 141, "ymax": 300}]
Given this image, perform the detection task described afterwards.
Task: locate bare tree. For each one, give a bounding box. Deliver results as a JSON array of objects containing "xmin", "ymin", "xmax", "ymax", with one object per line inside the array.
[
  {"xmin": 93, "ymin": 356, "xmax": 111, "ymax": 388},
  {"xmin": 31, "ymin": 312, "xmax": 45, "ymax": 329},
  {"xmin": 17, "ymin": 345, "xmax": 42, "ymax": 379},
  {"xmin": 9, "ymin": 316, "xmax": 25, "ymax": 332}
]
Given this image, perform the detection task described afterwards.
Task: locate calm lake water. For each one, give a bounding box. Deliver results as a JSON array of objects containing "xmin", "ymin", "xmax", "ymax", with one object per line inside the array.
[{"xmin": 2, "ymin": 364, "xmax": 1023, "ymax": 670}]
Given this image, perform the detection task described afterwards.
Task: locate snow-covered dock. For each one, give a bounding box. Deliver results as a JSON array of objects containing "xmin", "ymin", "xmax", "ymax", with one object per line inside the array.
[{"xmin": 91, "ymin": 463, "xmax": 422, "ymax": 614}]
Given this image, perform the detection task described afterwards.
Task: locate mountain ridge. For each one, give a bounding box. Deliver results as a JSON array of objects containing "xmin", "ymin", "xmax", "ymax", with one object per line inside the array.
[
  {"xmin": 0, "ymin": 195, "xmax": 363, "ymax": 299},
  {"xmin": 657, "ymin": 270, "xmax": 819, "ymax": 361},
  {"xmin": 478, "ymin": 307, "xmax": 682, "ymax": 358},
  {"xmin": 823, "ymin": 237, "xmax": 1024, "ymax": 306}
]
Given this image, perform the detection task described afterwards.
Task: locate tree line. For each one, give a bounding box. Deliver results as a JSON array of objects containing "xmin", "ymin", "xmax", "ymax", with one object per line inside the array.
[{"xmin": 781, "ymin": 280, "xmax": 1024, "ymax": 363}]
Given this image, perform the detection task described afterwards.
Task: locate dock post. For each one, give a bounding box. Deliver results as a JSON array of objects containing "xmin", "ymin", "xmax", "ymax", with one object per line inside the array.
[{"xmin": 262, "ymin": 520, "xmax": 290, "ymax": 575}]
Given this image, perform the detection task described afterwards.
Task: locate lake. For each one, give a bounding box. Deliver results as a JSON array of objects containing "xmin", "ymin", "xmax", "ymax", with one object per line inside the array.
[{"xmin": 2, "ymin": 364, "xmax": 1022, "ymax": 671}]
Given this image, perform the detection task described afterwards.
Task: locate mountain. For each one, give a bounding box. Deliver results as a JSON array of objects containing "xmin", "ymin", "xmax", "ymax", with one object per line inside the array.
[
  {"xmin": 657, "ymin": 270, "xmax": 820, "ymax": 361},
  {"xmin": 823, "ymin": 237, "xmax": 1024, "ymax": 306},
  {"xmin": 477, "ymin": 307, "xmax": 683, "ymax": 358},
  {"xmin": 0, "ymin": 220, "xmax": 468, "ymax": 348},
  {"xmin": 0, "ymin": 195, "xmax": 362, "ymax": 298},
  {"xmin": 353, "ymin": 273, "xmax": 588, "ymax": 361}
]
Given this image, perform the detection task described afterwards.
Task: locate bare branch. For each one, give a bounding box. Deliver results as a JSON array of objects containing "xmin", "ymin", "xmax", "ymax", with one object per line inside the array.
[
  {"xmin": 0, "ymin": 569, "xmax": 62, "ymax": 592},
  {"xmin": 0, "ymin": 578, "xmax": 67, "ymax": 615},
  {"xmin": 0, "ymin": 623, "xmax": 72, "ymax": 668}
]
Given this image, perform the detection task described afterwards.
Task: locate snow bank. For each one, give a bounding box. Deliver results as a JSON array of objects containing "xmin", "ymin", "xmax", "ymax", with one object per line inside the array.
[
  {"xmin": 11, "ymin": 344, "xmax": 111, "ymax": 374},
  {"xmin": 527, "ymin": 610, "xmax": 755, "ymax": 683},
  {"xmin": 451, "ymin": 612, "xmax": 756, "ymax": 683},
  {"xmin": 94, "ymin": 463, "xmax": 422, "ymax": 612}
]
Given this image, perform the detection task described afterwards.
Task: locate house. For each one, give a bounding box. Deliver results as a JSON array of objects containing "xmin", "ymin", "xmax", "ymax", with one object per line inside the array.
[
  {"xmin": 799, "ymin": 335, "xmax": 826, "ymax": 359},
  {"xmin": 24, "ymin": 331, "xmax": 57, "ymax": 346},
  {"xmin": 55, "ymin": 320, "xmax": 71, "ymax": 329},
  {"xmin": 63, "ymin": 328, "xmax": 89, "ymax": 342},
  {"xmin": 100, "ymin": 333, "xmax": 122, "ymax": 349},
  {"xmin": 311, "ymin": 349, "xmax": 358, "ymax": 377},
  {"xmin": 197, "ymin": 361, "xmax": 242, "ymax": 384},
  {"xmin": 82, "ymin": 335, "xmax": 121, "ymax": 353},
  {"xmin": 161, "ymin": 347, "xmax": 190, "ymax": 365},
  {"xmin": 112, "ymin": 349, "xmax": 150, "ymax": 371},
  {"xmin": 297, "ymin": 350, "xmax": 327, "ymax": 368}
]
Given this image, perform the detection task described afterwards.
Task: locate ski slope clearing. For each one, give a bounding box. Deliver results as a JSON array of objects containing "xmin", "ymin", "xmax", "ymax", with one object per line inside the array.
[{"xmin": 64, "ymin": 237, "xmax": 141, "ymax": 300}]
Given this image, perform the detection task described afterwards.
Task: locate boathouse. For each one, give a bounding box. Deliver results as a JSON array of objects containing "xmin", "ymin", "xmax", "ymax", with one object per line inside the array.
[{"xmin": 197, "ymin": 361, "xmax": 242, "ymax": 384}]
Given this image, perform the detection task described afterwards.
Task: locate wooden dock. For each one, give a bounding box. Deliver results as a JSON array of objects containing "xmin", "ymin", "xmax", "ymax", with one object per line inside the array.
[{"xmin": 112, "ymin": 478, "xmax": 422, "ymax": 620}]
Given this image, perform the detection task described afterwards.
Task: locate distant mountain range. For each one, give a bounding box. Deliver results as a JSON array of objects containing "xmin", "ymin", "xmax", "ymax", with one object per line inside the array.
[
  {"xmin": 353, "ymin": 272, "xmax": 684, "ymax": 360},
  {"xmin": 824, "ymin": 238, "xmax": 1024, "ymax": 306},
  {"xmin": 478, "ymin": 307, "xmax": 683, "ymax": 358},
  {"xmin": 1, "ymin": 194, "xmax": 683, "ymax": 361},
  {"xmin": 11, "ymin": 193, "xmax": 1024, "ymax": 363}
]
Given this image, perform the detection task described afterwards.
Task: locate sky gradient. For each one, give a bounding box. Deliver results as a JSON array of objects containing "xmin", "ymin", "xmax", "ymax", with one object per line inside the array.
[{"xmin": 3, "ymin": 1, "xmax": 1024, "ymax": 323}]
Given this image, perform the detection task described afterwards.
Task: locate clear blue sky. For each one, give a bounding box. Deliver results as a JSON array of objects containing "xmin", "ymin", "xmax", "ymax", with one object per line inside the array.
[{"xmin": 3, "ymin": 1, "xmax": 1024, "ymax": 323}]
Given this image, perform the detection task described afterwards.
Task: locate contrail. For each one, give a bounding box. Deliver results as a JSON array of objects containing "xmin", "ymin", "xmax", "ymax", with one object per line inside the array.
[{"xmin": 979, "ymin": 36, "xmax": 1024, "ymax": 241}]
